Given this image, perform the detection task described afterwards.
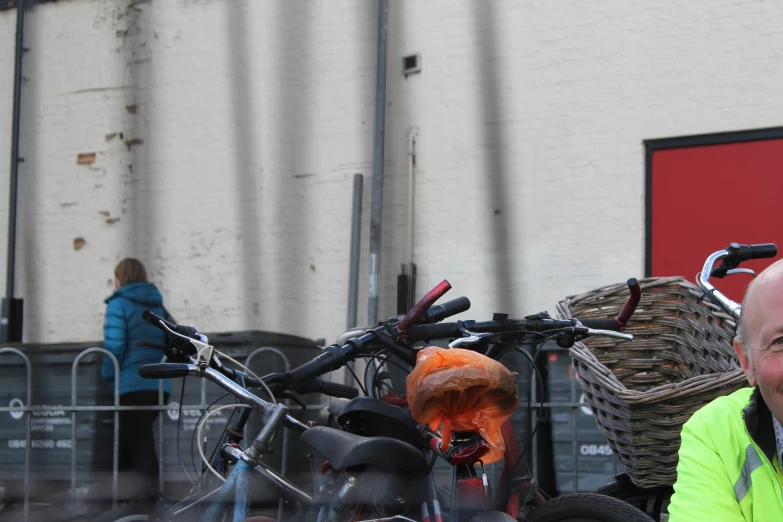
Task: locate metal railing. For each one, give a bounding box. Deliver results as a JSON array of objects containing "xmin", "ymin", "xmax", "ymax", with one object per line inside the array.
[
  {"xmin": 1, "ymin": 344, "xmax": 619, "ymax": 520},
  {"xmin": 0, "ymin": 345, "xmax": 297, "ymax": 521}
]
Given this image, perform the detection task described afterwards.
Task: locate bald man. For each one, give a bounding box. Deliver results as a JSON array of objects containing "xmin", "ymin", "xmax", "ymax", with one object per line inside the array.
[{"xmin": 668, "ymin": 260, "xmax": 783, "ymax": 521}]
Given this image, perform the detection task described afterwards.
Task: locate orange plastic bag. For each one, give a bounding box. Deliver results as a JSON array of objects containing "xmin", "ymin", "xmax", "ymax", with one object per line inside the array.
[{"xmin": 406, "ymin": 347, "xmax": 519, "ymax": 464}]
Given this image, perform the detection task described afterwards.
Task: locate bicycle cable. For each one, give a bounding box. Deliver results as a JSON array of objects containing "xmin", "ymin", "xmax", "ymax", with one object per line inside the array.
[
  {"xmin": 345, "ymin": 363, "xmax": 368, "ymax": 396},
  {"xmin": 497, "ymin": 336, "xmax": 550, "ymax": 479},
  {"xmin": 196, "ymin": 403, "xmax": 253, "ymax": 482},
  {"xmin": 176, "ymin": 376, "xmax": 196, "ymax": 486},
  {"xmin": 214, "ymin": 349, "xmax": 276, "ymax": 405},
  {"xmin": 190, "ymin": 392, "xmax": 231, "ymax": 479}
]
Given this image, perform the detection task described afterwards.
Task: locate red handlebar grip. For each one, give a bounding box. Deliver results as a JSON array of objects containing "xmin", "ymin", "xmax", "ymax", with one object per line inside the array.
[
  {"xmin": 398, "ymin": 279, "xmax": 452, "ymax": 336},
  {"xmin": 615, "ymin": 278, "xmax": 642, "ymax": 329}
]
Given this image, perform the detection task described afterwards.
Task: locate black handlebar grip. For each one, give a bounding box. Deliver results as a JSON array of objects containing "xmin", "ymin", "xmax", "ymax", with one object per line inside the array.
[
  {"xmin": 406, "ymin": 322, "xmax": 462, "ymax": 342},
  {"xmin": 282, "ymin": 344, "xmax": 356, "ymax": 389},
  {"xmin": 729, "ymin": 243, "xmax": 778, "ymax": 263},
  {"xmin": 142, "ymin": 310, "xmax": 178, "ymax": 332},
  {"xmin": 579, "ymin": 318, "xmax": 622, "ymax": 331},
  {"xmin": 299, "ymin": 380, "xmax": 360, "ymax": 399},
  {"xmin": 142, "ymin": 310, "xmax": 200, "ymax": 344},
  {"xmin": 749, "ymin": 243, "xmax": 778, "ymax": 260},
  {"xmin": 421, "ymin": 297, "xmax": 471, "ymax": 324},
  {"xmin": 138, "ymin": 363, "xmax": 191, "ymax": 379}
]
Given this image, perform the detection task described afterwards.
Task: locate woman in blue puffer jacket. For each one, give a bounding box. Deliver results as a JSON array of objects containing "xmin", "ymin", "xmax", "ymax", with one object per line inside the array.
[{"xmin": 102, "ymin": 257, "xmax": 171, "ymax": 499}]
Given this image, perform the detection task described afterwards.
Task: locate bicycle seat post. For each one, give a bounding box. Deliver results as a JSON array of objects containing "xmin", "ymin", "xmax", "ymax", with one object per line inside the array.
[{"xmin": 243, "ymin": 403, "xmax": 289, "ymax": 463}]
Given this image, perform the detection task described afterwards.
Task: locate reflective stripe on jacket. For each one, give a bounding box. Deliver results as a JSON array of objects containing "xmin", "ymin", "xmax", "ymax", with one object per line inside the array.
[{"xmin": 668, "ymin": 387, "xmax": 783, "ymax": 521}]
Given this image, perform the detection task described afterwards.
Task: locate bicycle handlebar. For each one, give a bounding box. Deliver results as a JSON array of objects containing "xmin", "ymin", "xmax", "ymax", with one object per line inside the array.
[
  {"xmin": 709, "ymin": 243, "xmax": 778, "ymax": 279},
  {"xmin": 281, "ymin": 331, "xmax": 380, "ymax": 389},
  {"xmin": 406, "ymin": 278, "xmax": 641, "ymax": 342},
  {"xmin": 139, "ymin": 313, "xmax": 362, "ymax": 399},
  {"xmin": 728, "ymin": 243, "xmax": 777, "ymax": 264},
  {"xmin": 404, "ymin": 318, "xmax": 633, "ymax": 343},
  {"xmin": 698, "ymin": 243, "xmax": 778, "ymax": 319},
  {"xmin": 419, "ymin": 296, "xmax": 471, "ymax": 324},
  {"xmin": 139, "ymin": 357, "xmax": 359, "ymax": 399},
  {"xmin": 616, "ymin": 278, "xmax": 642, "ymax": 327},
  {"xmin": 139, "ymin": 363, "xmax": 191, "ymax": 379},
  {"xmin": 295, "ymin": 379, "xmax": 360, "ymax": 399},
  {"xmin": 141, "ymin": 364, "xmax": 308, "ymax": 433},
  {"xmin": 398, "ymin": 280, "xmax": 452, "ymax": 335},
  {"xmin": 138, "ymin": 275, "xmax": 638, "ymax": 403}
]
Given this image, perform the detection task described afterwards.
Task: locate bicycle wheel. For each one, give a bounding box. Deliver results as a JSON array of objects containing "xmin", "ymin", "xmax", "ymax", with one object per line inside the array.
[
  {"xmin": 594, "ymin": 475, "xmax": 672, "ymax": 522},
  {"xmin": 525, "ymin": 493, "xmax": 654, "ymax": 522}
]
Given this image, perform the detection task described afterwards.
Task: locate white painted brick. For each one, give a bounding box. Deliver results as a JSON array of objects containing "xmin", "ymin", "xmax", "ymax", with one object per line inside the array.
[{"xmin": 0, "ymin": 0, "xmax": 781, "ymax": 347}]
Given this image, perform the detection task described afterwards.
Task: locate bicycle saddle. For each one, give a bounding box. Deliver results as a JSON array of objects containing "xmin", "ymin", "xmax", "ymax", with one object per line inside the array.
[
  {"xmin": 301, "ymin": 426, "xmax": 429, "ymax": 476},
  {"xmin": 336, "ymin": 396, "xmax": 422, "ymax": 448}
]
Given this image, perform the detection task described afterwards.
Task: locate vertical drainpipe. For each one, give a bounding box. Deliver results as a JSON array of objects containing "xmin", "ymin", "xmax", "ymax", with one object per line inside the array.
[
  {"xmin": 2, "ymin": 0, "xmax": 27, "ymax": 343},
  {"xmin": 367, "ymin": 0, "xmax": 389, "ymax": 326},
  {"xmin": 347, "ymin": 173, "xmax": 364, "ymax": 330}
]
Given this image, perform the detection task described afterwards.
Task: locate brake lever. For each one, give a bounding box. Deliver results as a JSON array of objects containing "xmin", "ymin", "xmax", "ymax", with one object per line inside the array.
[
  {"xmin": 579, "ymin": 327, "xmax": 633, "ymax": 341},
  {"xmin": 448, "ymin": 323, "xmax": 491, "ymax": 349},
  {"xmin": 726, "ymin": 268, "xmax": 756, "ymax": 278},
  {"xmin": 448, "ymin": 335, "xmax": 484, "ymax": 348},
  {"xmin": 160, "ymin": 322, "xmax": 214, "ymax": 367}
]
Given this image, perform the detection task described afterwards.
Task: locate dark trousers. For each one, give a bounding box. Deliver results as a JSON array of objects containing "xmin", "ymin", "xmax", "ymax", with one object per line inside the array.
[{"xmin": 118, "ymin": 391, "xmax": 167, "ymax": 498}]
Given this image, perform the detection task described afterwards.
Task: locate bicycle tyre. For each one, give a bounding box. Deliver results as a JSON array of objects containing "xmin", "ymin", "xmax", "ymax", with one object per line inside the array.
[
  {"xmin": 525, "ymin": 493, "xmax": 654, "ymax": 522},
  {"xmin": 594, "ymin": 475, "xmax": 672, "ymax": 522}
]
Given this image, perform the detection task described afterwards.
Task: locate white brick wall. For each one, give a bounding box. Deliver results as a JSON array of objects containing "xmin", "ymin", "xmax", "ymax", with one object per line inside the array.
[{"xmin": 0, "ymin": 0, "xmax": 781, "ymax": 344}]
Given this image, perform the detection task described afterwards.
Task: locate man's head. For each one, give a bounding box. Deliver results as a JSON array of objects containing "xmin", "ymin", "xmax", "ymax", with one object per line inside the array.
[{"xmin": 733, "ymin": 259, "xmax": 783, "ymax": 422}]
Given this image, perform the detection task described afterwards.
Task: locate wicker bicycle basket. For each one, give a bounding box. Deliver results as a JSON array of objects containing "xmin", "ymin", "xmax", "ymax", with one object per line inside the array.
[{"xmin": 556, "ymin": 276, "xmax": 748, "ymax": 489}]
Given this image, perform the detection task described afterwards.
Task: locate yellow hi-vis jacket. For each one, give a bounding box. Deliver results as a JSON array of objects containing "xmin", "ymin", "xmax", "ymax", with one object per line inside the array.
[{"xmin": 668, "ymin": 387, "xmax": 783, "ymax": 521}]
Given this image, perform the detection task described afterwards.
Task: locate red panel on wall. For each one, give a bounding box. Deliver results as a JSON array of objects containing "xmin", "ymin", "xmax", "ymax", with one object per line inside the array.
[{"xmin": 650, "ymin": 138, "xmax": 783, "ymax": 303}]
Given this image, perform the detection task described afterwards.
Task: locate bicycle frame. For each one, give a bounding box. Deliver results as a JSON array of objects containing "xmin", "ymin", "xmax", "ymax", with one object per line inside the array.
[
  {"xmin": 200, "ymin": 459, "xmax": 252, "ymax": 522},
  {"xmin": 198, "ymin": 448, "xmax": 313, "ymax": 522},
  {"xmin": 157, "ymin": 366, "xmax": 310, "ymax": 521}
]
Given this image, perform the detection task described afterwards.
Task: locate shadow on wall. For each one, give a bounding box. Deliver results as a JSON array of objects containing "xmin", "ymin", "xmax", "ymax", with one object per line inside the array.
[
  {"xmin": 124, "ymin": 0, "xmax": 156, "ymax": 263},
  {"xmin": 271, "ymin": 0, "xmax": 312, "ymax": 334},
  {"xmin": 226, "ymin": 0, "xmax": 265, "ymax": 328},
  {"xmin": 473, "ymin": 3, "xmax": 517, "ymax": 314}
]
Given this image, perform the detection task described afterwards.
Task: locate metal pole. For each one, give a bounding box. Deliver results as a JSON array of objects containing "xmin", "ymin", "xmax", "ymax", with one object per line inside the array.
[
  {"xmin": 0, "ymin": 348, "xmax": 31, "ymax": 522},
  {"xmin": 71, "ymin": 348, "xmax": 120, "ymax": 507},
  {"xmin": 158, "ymin": 356, "xmax": 167, "ymax": 494},
  {"xmin": 347, "ymin": 174, "xmax": 363, "ymax": 330},
  {"xmin": 571, "ymin": 362, "xmax": 578, "ymax": 492},
  {"xmin": 531, "ymin": 355, "xmax": 538, "ymax": 479},
  {"xmin": 367, "ymin": 0, "xmax": 389, "ymax": 325},
  {"xmin": 6, "ymin": 0, "xmax": 24, "ymax": 299}
]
